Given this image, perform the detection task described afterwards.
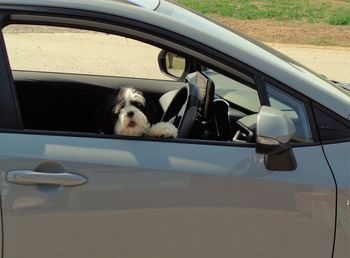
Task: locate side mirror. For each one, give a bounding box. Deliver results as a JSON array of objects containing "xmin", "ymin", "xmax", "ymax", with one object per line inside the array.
[
  {"xmin": 158, "ymin": 50, "xmax": 188, "ymax": 81},
  {"xmin": 256, "ymin": 106, "xmax": 297, "ymax": 171}
]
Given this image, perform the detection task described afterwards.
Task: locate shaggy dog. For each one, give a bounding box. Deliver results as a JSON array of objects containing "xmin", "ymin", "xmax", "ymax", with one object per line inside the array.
[{"xmin": 95, "ymin": 87, "xmax": 178, "ymax": 138}]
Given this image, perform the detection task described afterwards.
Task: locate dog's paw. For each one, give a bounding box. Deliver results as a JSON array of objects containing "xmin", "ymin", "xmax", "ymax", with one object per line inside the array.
[{"xmin": 146, "ymin": 122, "xmax": 178, "ymax": 138}]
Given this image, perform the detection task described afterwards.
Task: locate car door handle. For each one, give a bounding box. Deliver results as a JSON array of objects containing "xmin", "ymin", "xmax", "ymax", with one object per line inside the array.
[{"xmin": 7, "ymin": 170, "xmax": 87, "ymax": 186}]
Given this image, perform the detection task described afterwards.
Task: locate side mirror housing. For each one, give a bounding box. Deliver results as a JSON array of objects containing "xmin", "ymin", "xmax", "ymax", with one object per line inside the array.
[
  {"xmin": 158, "ymin": 50, "xmax": 188, "ymax": 81},
  {"xmin": 256, "ymin": 106, "xmax": 297, "ymax": 171}
]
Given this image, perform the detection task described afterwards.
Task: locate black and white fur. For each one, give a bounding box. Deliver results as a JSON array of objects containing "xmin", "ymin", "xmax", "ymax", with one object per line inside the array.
[{"xmin": 95, "ymin": 87, "xmax": 177, "ymax": 138}]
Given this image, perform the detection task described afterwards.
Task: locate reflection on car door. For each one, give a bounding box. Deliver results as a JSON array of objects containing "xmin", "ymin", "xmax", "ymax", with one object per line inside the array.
[{"xmin": 0, "ymin": 133, "xmax": 335, "ymax": 258}]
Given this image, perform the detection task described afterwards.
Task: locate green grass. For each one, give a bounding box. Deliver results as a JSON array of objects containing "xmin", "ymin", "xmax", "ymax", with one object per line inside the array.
[
  {"xmin": 327, "ymin": 8, "xmax": 350, "ymax": 25},
  {"xmin": 175, "ymin": 0, "xmax": 350, "ymax": 25}
]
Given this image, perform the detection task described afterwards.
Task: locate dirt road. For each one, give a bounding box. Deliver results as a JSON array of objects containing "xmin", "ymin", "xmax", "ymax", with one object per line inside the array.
[
  {"xmin": 267, "ymin": 43, "xmax": 350, "ymax": 82},
  {"xmin": 3, "ymin": 30, "xmax": 350, "ymax": 83}
]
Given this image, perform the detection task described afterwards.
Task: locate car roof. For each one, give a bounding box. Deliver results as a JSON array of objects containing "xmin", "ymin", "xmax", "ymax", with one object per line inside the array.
[
  {"xmin": 0, "ymin": 0, "xmax": 159, "ymax": 9},
  {"xmin": 1, "ymin": 0, "xmax": 350, "ymax": 119},
  {"xmin": 105, "ymin": 0, "xmax": 160, "ymax": 10}
]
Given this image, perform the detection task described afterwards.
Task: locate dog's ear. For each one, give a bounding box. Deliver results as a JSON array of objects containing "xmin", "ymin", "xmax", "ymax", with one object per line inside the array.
[
  {"xmin": 94, "ymin": 90, "xmax": 118, "ymax": 134},
  {"xmin": 116, "ymin": 87, "xmax": 127, "ymax": 103}
]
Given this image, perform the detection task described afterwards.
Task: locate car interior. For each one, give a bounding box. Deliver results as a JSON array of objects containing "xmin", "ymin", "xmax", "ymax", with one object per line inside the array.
[
  {"xmin": 13, "ymin": 68, "xmax": 258, "ymax": 143},
  {"xmin": 14, "ymin": 71, "xmax": 179, "ymax": 134}
]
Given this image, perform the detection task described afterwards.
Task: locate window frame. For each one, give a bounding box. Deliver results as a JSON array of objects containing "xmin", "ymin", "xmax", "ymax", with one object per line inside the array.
[
  {"xmin": 0, "ymin": 13, "xmax": 23, "ymax": 130},
  {"xmin": 0, "ymin": 8, "xmax": 264, "ymax": 147}
]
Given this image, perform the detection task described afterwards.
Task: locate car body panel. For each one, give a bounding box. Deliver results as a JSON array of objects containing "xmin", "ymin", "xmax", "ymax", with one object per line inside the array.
[
  {"xmin": 127, "ymin": 0, "xmax": 160, "ymax": 10},
  {"xmin": 0, "ymin": 133, "xmax": 336, "ymax": 258},
  {"xmin": 1, "ymin": 0, "xmax": 349, "ymax": 119},
  {"xmin": 323, "ymin": 142, "xmax": 350, "ymax": 258}
]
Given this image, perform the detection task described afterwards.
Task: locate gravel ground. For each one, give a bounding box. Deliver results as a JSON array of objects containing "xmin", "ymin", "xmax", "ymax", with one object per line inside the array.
[
  {"xmin": 3, "ymin": 25, "xmax": 350, "ymax": 82},
  {"xmin": 266, "ymin": 43, "xmax": 350, "ymax": 82}
]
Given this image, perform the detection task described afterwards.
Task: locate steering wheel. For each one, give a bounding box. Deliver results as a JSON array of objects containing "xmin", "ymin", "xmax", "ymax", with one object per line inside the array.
[{"xmin": 161, "ymin": 83, "xmax": 200, "ymax": 138}]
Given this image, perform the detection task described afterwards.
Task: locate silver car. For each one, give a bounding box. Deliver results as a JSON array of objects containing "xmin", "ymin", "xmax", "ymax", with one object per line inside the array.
[{"xmin": 0, "ymin": 0, "xmax": 349, "ymax": 257}]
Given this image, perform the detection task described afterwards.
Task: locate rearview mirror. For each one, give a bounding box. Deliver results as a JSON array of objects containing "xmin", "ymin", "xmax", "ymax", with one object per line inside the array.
[
  {"xmin": 256, "ymin": 106, "xmax": 297, "ymax": 171},
  {"xmin": 158, "ymin": 50, "xmax": 188, "ymax": 81}
]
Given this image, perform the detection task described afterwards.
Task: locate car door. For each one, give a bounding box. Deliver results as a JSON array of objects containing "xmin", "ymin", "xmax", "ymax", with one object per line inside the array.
[
  {"xmin": 0, "ymin": 134, "xmax": 337, "ymax": 258},
  {"xmin": 0, "ymin": 11, "xmax": 336, "ymax": 258}
]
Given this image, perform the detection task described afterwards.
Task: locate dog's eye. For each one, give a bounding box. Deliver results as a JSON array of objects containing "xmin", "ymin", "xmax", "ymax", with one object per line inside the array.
[
  {"xmin": 120, "ymin": 103, "xmax": 125, "ymax": 109},
  {"xmin": 133, "ymin": 102, "xmax": 143, "ymax": 109}
]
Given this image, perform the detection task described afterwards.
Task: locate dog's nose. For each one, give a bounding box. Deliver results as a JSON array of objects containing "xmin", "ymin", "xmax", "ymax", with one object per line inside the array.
[{"xmin": 127, "ymin": 111, "xmax": 134, "ymax": 118}]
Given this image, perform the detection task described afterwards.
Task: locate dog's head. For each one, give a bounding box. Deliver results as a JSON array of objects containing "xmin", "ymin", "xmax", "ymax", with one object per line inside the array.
[
  {"xmin": 95, "ymin": 87, "xmax": 159, "ymax": 136},
  {"xmin": 113, "ymin": 87, "xmax": 151, "ymax": 136}
]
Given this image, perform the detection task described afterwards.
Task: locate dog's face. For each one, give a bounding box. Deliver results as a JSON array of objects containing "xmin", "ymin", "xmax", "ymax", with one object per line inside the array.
[{"xmin": 113, "ymin": 88, "xmax": 151, "ymax": 136}]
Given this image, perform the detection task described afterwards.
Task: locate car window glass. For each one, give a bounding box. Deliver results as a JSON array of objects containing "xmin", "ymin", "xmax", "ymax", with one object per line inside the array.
[
  {"xmin": 205, "ymin": 70, "xmax": 260, "ymax": 113},
  {"xmin": 2, "ymin": 25, "xmax": 171, "ymax": 80},
  {"xmin": 266, "ymin": 83, "xmax": 313, "ymax": 143}
]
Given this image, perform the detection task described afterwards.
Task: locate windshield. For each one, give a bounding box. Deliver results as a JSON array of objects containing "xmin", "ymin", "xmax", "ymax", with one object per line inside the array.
[{"xmin": 205, "ymin": 71, "xmax": 260, "ymax": 113}]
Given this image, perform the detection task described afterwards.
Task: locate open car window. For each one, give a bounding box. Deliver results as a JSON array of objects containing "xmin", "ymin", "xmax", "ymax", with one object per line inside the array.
[
  {"xmin": 2, "ymin": 23, "xmax": 263, "ymax": 144},
  {"xmin": 3, "ymin": 25, "xmax": 170, "ymax": 80}
]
